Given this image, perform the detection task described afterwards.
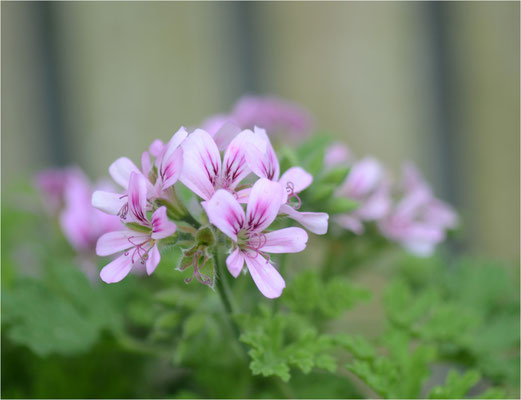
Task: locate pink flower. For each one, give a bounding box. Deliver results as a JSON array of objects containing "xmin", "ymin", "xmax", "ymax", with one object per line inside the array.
[
  {"xmin": 179, "ymin": 128, "xmax": 252, "ymax": 201},
  {"xmin": 232, "ymin": 96, "xmax": 314, "ymax": 141},
  {"xmin": 92, "ymin": 128, "xmax": 187, "ymax": 216},
  {"xmin": 201, "ymin": 95, "xmax": 314, "ymax": 143},
  {"xmin": 203, "ymin": 178, "xmax": 308, "ymax": 298},
  {"xmin": 378, "ymin": 163, "xmax": 458, "ymax": 256},
  {"xmin": 96, "ymin": 172, "xmax": 177, "ymax": 283},
  {"xmin": 60, "ymin": 171, "xmax": 122, "ymax": 253},
  {"xmin": 35, "ymin": 167, "xmax": 81, "ymax": 215},
  {"xmin": 246, "ymin": 127, "xmax": 329, "ymax": 235},
  {"xmin": 334, "ymin": 157, "xmax": 391, "ymax": 234},
  {"xmin": 324, "ymin": 143, "xmax": 352, "ymax": 169},
  {"xmin": 36, "ymin": 167, "xmax": 122, "ymax": 253},
  {"xmin": 153, "ymin": 128, "xmax": 187, "ymax": 193}
]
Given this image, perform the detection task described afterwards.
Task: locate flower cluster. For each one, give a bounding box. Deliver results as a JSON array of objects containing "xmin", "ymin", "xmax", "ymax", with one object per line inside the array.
[
  {"xmin": 91, "ymin": 126, "xmax": 328, "ymax": 298},
  {"xmin": 327, "ymin": 143, "xmax": 458, "ymax": 256},
  {"xmin": 36, "ymin": 96, "xmax": 458, "ymax": 297}
]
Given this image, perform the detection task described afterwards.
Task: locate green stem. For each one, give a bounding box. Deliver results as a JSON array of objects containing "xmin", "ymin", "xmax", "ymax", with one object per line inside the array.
[
  {"xmin": 274, "ymin": 377, "xmax": 296, "ymax": 399},
  {"xmin": 213, "ymin": 249, "xmax": 249, "ymax": 360},
  {"xmin": 182, "ymin": 212, "xmax": 201, "ymax": 229}
]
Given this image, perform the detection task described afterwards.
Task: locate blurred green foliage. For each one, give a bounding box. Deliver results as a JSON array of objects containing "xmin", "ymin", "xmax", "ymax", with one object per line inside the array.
[{"xmin": 2, "ymin": 184, "xmax": 519, "ymax": 398}]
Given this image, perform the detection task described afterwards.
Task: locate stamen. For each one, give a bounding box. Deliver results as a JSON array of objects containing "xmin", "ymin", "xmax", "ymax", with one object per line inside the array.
[
  {"xmin": 285, "ymin": 181, "xmax": 302, "ymax": 210},
  {"xmin": 243, "ymin": 232, "xmax": 271, "ymax": 262},
  {"xmin": 118, "ymin": 203, "xmax": 129, "ymax": 219},
  {"xmin": 126, "ymin": 236, "xmax": 152, "ymax": 265}
]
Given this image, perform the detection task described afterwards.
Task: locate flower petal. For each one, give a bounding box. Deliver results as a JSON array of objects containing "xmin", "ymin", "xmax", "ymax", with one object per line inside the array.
[
  {"xmin": 335, "ymin": 214, "xmax": 364, "ymax": 234},
  {"xmin": 100, "ymin": 254, "xmax": 133, "ymax": 283},
  {"xmin": 158, "ymin": 147, "xmax": 183, "ymax": 190},
  {"xmin": 96, "ymin": 230, "xmax": 149, "ymax": 256},
  {"xmin": 356, "ymin": 186, "xmax": 391, "ymax": 221},
  {"xmin": 128, "ymin": 172, "xmax": 148, "ymax": 224},
  {"xmin": 244, "ymin": 253, "xmax": 285, "ymax": 299},
  {"xmin": 279, "ymin": 204, "xmax": 329, "ymax": 235},
  {"xmin": 342, "ymin": 157, "xmax": 384, "ymax": 199},
  {"xmin": 202, "ymin": 189, "xmax": 245, "ymax": 241},
  {"xmin": 245, "ymin": 127, "xmax": 280, "ymax": 181},
  {"xmin": 180, "ymin": 129, "xmax": 221, "ymax": 200},
  {"xmin": 109, "ymin": 157, "xmax": 141, "ymax": 188},
  {"xmin": 279, "ymin": 167, "xmax": 313, "ymax": 194},
  {"xmin": 324, "ymin": 143, "xmax": 352, "ymax": 168},
  {"xmin": 141, "ymin": 151, "xmax": 152, "ymax": 178},
  {"xmin": 149, "ymin": 139, "xmax": 164, "ymax": 157},
  {"xmin": 226, "ymin": 248, "xmax": 244, "ymax": 278},
  {"xmin": 146, "ymin": 243, "xmax": 161, "ymax": 275},
  {"xmin": 222, "ymin": 130, "xmax": 253, "ymax": 190},
  {"xmin": 261, "ymin": 227, "xmax": 308, "ymax": 253},
  {"xmin": 92, "ymin": 190, "xmax": 126, "ymax": 215},
  {"xmin": 246, "ymin": 178, "xmax": 284, "ymax": 232},
  {"xmin": 165, "ymin": 127, "xmax": 189, "ymax": 158},
  {"xmin": 213, "ymin": 121, "xmax": 242, "ymax": 151},
  {"xmin": 151, "ymin": 206, "xmax": 177, "ymax": 240}
]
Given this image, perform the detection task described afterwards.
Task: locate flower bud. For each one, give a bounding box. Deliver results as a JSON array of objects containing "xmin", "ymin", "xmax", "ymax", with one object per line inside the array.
[{"xmin": 196, "ymin": 226, "xmax": 216, "ymax": 247}]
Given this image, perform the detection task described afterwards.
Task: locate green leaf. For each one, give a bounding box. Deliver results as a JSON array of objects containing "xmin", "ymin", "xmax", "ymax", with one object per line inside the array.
[
  {"xmin": 237, "ymin": 306, "xmax": 340, "ymax": 382},
  {"xmin": 297, "ymin": 135, "xmax": 331, "ymax": 176},
  {"xmin": 428, "ymin": 370, "xmax": 481, "ymax": 399},
  {"xmin": 334, "ymin": 335, "xmax": 376, "ymax": 361},
  {"xmin": 3, "ymin": 264, "xmax": 124, "ymax": 356},
  {"xmin": 283, "ymin": 270, "xmax": 370, "ymax": 318}
]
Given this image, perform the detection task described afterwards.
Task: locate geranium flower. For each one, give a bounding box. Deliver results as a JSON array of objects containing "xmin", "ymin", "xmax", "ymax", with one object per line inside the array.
[
  {"xmin": 203, "ymin": 178, "xmax": 308, "ymax": 298},
  {"xmin": 378, "ymin": 163, "xmax": 458, "ymax": 256},
  {"xmin": 96, "ymin": 172, "xmax": 177, "ymax": 283},
  {"xmin": 334, "ymin": 157, "xmax": 391, "ymax": 234},
  {"xmin": 245, "ymin": 127, "xmax": 329, "ymax": 235},
  {"xmin": 179, "ymin": 128, "xmax": 252, "ymax": 201},
  {"xmin": 92, "ymin": 128, "xmax": 187, "ymax": 216}
]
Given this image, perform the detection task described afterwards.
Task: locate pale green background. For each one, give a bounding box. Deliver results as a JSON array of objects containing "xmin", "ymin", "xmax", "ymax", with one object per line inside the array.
[{"xmin": 2, "ymin": 2, "xmax": 519, "ymax": 260}]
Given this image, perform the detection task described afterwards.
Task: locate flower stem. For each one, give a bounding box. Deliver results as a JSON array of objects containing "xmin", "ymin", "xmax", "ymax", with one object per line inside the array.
[
  {"xmin": 214, "ymin": 249, "xmax": 238, "ymax": 317},
  {"xmin": 213, "ymin": 249, "xmax": 249, "ymax": 360}
]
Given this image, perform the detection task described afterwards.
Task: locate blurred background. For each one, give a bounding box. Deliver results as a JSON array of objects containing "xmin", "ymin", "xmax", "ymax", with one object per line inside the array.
[{"xmin": 2, "ymin": 1, "xmax": 519, "ymax": 261}]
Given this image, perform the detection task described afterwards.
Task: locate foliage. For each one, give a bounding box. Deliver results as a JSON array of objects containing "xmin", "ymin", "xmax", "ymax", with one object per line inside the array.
[{"xmin": 2, "ymin": 131, "xmax": 519, "ymax": 399}]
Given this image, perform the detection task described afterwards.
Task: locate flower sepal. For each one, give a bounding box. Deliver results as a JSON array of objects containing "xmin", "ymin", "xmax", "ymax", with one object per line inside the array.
[
  {"xmin": 196, "ymin": 226, "xmax": 216, "ymax": 247},
  {"xmin": 155, "ymin": 196, "xmax": 186, "ymax": 221},
  {"xmin": 125, "ymin": 222, "xmax": 153, "ymax": 234}
]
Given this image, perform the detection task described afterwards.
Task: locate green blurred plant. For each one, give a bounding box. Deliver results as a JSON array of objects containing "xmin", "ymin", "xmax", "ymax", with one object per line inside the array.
[{"xmin": 2, "ymin": 135, "xmax": 519, "ymax": 399}]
